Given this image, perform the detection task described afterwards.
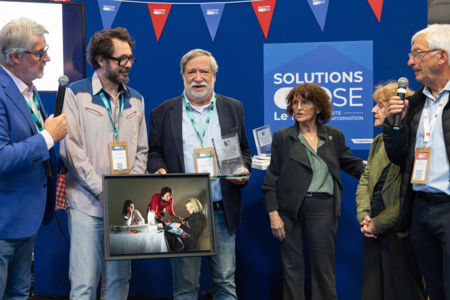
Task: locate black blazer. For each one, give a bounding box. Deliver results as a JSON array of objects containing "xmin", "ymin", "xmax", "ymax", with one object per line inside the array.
[
  {"xmin": 148, "ymin": 94, "xmax": 252, "ymax": 228},
  {"xmin": 262, "ymin": 123, "xmax": 365, "ymax": 220}
]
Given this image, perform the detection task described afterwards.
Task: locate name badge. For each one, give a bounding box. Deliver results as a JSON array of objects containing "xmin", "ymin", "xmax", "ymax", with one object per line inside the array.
[
  {"xmin": 411, "ymin": 147, "xmax": 431, "ymax": 184},
  {"xmin": 193, "ymin": 147, "xmax": 217, "ymax": 179},
  {"xmin": 109, "ymin": 141, "xmax": 129, "ymax": 174}
]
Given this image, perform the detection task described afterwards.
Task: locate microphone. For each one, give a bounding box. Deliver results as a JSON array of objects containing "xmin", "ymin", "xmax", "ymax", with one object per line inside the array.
[
  {"xmin": 393, "ymin": 77, "xmax": 409, "ymax": 130},
  {"xmin": 54, "ymin": 75, "xmax": 69, "ymax": 117}
]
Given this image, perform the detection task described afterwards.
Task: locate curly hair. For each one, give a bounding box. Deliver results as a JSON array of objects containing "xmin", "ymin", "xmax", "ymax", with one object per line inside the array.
[
  {"xmin": 286, "ymin": 83, "xmax": 332, "ymax": 124},
  {"xmin": 373, "ymin": 81, "xmax": 414, "ymax": 102},
  {"xmin": 87, "ymin": 27, "xmax": 135, "ymax": 70}
]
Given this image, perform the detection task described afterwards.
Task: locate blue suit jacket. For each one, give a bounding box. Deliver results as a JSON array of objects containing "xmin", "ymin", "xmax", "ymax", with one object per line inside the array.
[
  {"xmin": 0, "ymin": 67, "xmax": 57, "ymax": 239},
  {"xmin": 148, "ymin": 94, "xmax": 252, "ymax": 228}
]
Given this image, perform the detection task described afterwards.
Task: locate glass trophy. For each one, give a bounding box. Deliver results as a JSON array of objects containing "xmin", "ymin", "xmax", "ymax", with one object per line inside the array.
[
  {"xmin": 253, "ymin": 125, "xmax": 272, "ymax": 159},
  {"xmin": 211, "ymin": 133, "xmax": 250, "ymax": 179}
]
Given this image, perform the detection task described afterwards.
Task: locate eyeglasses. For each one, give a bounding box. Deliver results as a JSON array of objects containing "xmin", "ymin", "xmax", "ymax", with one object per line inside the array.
[
  {"xmin": 293, "ymin": 99, "xmax": 313, "ymax": 108},
  {"xmin": 107, "ymin": 55, "xmax": 136, "ymax": 67},
  {"xmin": 23, "ymin": 45, "xmax": 49, "ymax": 61},
  {"xmin": 408, "ymin": 49, "xmax": 441, "ymax": 59}
]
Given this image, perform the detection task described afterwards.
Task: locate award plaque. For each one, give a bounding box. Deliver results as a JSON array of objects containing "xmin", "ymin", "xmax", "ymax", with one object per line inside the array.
[
  {"xmin": 211, "ymin": 133, "xmax": 250, "ymax": 178},
  {"xmin": 253, "ymin": 125, "xmax": 272, "ymax": 159}
]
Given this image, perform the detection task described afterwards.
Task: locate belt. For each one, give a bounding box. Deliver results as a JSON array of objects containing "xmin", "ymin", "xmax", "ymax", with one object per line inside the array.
[
  {"xmin": 304, "ymin": 192, "xmax": 332, "ymax": 198},
  {"xmin": 417, "ymin": 191, "xmax": 450, "ymax": 204},
  {"xmin": 212, "ymin": 201, "xmax": 224, "ymax": 211}
]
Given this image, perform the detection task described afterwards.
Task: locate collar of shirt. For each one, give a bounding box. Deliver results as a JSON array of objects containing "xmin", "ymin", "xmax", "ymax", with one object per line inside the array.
[
  {"xmin": 92, "ymin": 71, "xmax": 129, "ymax": 99},
  {"xmin": 1, "ymin": 65, "xmax": 33, "ymax": 95},
  {"xmin": 423, "ymin": 79, "xmax": 450, "ymax": 101},
  {"xmin": 183, "ymin": 91, "xmax": 215, "ymax": 112}
]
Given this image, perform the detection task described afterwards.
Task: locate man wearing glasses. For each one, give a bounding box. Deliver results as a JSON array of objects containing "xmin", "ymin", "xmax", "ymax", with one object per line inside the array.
[
  {"xmin": 0, "ymin": 18, "xmax": 68, "ymax": 299},
  {"xmin": 383, "ymin": 24, "xmax": 450, "ymax": 300},
  {"xmin": 60, "ymin": 28, "xmax": 148, "ymax": 300}
]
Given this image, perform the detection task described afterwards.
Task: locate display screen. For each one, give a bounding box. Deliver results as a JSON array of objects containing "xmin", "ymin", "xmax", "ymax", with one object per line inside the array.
[
  {"xmin": 103, "ymin": 173, "xmax": 216, "ymax": 260},
  {"xmin": 0, "ymin": 0, "xmax": 85, "ymax": 93}
]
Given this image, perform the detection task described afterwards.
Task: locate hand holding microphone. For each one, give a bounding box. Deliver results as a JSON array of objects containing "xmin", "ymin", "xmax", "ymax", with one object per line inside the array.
[
  {"xmin": 392, "ymin": 77, "xmax": 409, "ymax": 130},
  {"xmin": 44, "ymin": 75, "xmax": 69, "ymax": 142}
]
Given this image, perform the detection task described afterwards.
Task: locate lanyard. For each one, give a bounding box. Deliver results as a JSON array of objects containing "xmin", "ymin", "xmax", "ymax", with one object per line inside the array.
[
  {"xmin": 23, "ymin": 92, "xmax": 43, "ymax": 131},
  {"xmin": 100, "ymin": 91, "xmax": 124, "ymax": 141},
  {"xmin": 182, "ymin": 93, "xmax": 216, "ymax": 147},
  {"xmin": 423, "ymin": 94, "xmax": 446, "ymax": 147}
]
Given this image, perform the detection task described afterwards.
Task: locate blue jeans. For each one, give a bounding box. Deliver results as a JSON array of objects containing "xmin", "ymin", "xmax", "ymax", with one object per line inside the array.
[
  {"xmin": 68, "ymin": 208, "xmax": 131, "ymax": 300},
  {"xmin": 0, "ymin": 234, "xmax": 36, "ymax": 300},
  {"xmin": 170, "ymin": 210, "xmax": 237, "ymax": 300}
]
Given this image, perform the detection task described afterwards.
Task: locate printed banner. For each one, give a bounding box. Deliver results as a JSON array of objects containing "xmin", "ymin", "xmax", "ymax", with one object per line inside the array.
[
  {"xmin": 264, "ymin": 41, "xmax": 374, "ymax": 150},
  {"xmin": 98, "ymin": 0, "xmax": 121, "ymax": 29},
  {"xmin": 251, "ymin": 0, "xmax": 276, "ymax": 39},
  {"xmin": 200, "ymin": 3, "xmax": 225, "ymax": 42},
  {"xmin": 148, "ymin": 3, "xmax": 172, "ymax": 42},
  {"xmin": 306, "ymin": 0, "xmax": 329, "ymax": 31},
  {"xmin": 368, "ymin": 0, "xmax": 383, "ymax": 22}
]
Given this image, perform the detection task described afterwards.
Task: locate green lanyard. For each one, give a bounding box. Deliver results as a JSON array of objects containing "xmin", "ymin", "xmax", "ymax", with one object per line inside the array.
[
  {"xmin": 100, "ymin": 91, "xmax": 124, "ymax": 141},
  {"xmin": 182, "ymin": 93, "xmax": 216, "ymax": 147},
  {"xmin": 23, "ymin": 92, "xmax": 43, "ymax": 131}
]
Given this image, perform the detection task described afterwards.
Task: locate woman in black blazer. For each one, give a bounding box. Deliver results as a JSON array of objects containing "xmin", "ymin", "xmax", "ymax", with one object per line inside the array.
[{"xmin": 262, "ymin": 83, "xmax": 365, "ymax": 300}]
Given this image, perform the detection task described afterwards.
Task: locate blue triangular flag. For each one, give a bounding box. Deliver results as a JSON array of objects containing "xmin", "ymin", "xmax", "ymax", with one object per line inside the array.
[
  {"xmin": 306, "ymin": 0, "xmax": 329, "ymax": 32},
  {"xmin": 98, "ymin": 0, "xmax": 122, "ymax": 29},
  {"xmin": 200, "ymin": 3, "xmax": 225, "ymax": 42}
]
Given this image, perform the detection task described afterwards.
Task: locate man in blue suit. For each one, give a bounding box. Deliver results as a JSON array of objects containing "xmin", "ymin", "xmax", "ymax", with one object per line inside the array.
[
  {"xmin": 0, "ymin": 18, "xmax": 67, "ymax": 299},
  {"xmin": 148, "ymin": 49, "xmax": 251, "ymax": 300}
]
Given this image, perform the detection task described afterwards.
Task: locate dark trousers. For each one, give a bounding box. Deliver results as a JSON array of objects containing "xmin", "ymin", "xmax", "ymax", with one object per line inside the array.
[
  {"xmin": 278, "ymin": 196, "xmax": 337, "ymax": 300},
  {"xmin": 362, "ymin": 228, "xmax": 425, "ymax": 300},
  {"xmin": 411, "ymin": 196, "xmax": 450, "ymax": 300}
]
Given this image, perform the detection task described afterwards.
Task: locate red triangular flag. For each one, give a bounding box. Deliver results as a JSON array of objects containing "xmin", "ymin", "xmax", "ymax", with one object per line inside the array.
[
  {"xmin": 367, "ymin": 0, "xmax": 383, "ymax": 23},
  {"xmin": 251, "ymin": 0, "xmax": 276, "ymax": 39},
  {"xmin": 147, "ymin": 3, "xmax": 172, "ymax": 42}
]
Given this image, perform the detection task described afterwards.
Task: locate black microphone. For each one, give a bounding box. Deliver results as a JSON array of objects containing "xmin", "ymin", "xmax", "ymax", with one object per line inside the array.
[
  {"xmin": 54, "ymin": 75, "xmax": 69, "ymax": 117},
  {"xmin": 393, "ymin": 77, "xmax": 409, "ymax": 130}
]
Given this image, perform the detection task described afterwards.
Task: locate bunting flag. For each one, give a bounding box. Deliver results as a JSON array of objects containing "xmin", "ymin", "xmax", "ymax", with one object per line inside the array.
[
  {"xmin": 200, "ymin": 3, "xmax": 225, "ymax": 42},
  {"xmin": 306, "ymin": 0, "xmax": 329, "ymax": 32},
  {"xmin": 251, "ymin": 0, "xmax": 276, "ymax": 39},
  {"xmin": 98, "ymin": 0, "xmax": 122, "ymax": 29},
  {"xmin": 367, "ymin": 0, "xmax": 383, "ymax": 23},
  {"xmin": 147, "ymin": 3, "xmax": 172, "ymax": 42}
]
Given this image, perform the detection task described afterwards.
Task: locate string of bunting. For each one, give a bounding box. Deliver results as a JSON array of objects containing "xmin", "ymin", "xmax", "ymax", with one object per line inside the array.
[{"xmin": 98, "ymin": 0, "xmax": 383, "ymax": 42}]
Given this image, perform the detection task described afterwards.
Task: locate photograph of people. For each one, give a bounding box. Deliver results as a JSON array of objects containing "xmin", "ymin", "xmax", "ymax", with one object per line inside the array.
[
  {"xmin": 262, "ymin": 83, "xmax": 365, "ymax": 300},
  {"xmin": 164, "ymin": 198, "xmax": 207, "ymax": 251},
  {"xmin": 356, "ymin": 82, "xmax": 425, "ymax": 300},
  {"xmin": 122, "ymin": 199, "xmax": 145, "ymax": 226},
  {"xmin": 148, "ymin": 186, "xmax": 181, "ymax": 223}
]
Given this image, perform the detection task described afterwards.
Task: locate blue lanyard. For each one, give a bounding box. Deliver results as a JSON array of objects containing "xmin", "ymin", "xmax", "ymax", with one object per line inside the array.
[
  {"xmin": 100, "ymin": 91, "xmax": 124, "ymax": 141},
  {"xmin": 23, "ymin": 92, "xmax": 43, "ymax": 131},
  {"xmin": 182, "ymin": 93, "xmax": 216, "ymax": 147}
]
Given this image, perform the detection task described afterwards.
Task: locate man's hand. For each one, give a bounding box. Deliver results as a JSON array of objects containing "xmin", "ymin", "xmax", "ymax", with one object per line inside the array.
[
  {"xmin": 44, "ymin": 114, "xmax": 68, "ymax": 142},
  {"xmin": 386, "ymin": 96, "xmax": 409, "ymax": 126},
  {"xmin": 227, "ymin": 168, "xmax": 250, "ymax": 185},
  {"xmin": 155, "ymin": 168, "xmax": 167, "ymax": 175},
  {"xmin": 98, "ymin": 192, "xmax": 103, "ymax": 207},
  {"xmin": 269, "ymin": 210, "xmax": 286, "ymax": 241}
]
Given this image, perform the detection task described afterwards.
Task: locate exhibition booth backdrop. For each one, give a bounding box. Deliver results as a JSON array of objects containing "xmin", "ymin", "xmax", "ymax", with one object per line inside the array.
[{"xmin": 34, "ymin": 0, "xmax": 427, "ymax": 298}]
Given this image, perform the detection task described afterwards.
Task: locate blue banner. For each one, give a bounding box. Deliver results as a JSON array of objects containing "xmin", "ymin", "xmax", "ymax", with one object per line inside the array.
[
  {"xmin": 264, "ymin": 41, "xmax": 374, "ymax": 150},
  {"xmin": 200, "ymin": 3, "xmax": 225, "ymax": 42}
]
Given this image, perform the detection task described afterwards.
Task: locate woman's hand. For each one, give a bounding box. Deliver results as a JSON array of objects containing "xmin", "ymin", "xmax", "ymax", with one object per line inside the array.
[
  {"xmin": 360, "ymin": 215, "xmax": 378, "ymax": 239},
  {"xmin": 269, "ymin": 210, "xmax": 286, "ymax": 241}
]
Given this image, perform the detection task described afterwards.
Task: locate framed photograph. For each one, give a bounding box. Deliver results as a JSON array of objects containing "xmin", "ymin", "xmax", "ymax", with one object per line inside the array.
[{"xmin": 103, "ymin": 173, "xmax": 216, "ymax": 260}]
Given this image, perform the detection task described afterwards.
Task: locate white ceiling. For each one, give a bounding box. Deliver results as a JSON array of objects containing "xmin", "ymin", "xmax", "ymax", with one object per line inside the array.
[{"xmin": 429, "ymin": 0, "xmax": 450, "ymax": 24}]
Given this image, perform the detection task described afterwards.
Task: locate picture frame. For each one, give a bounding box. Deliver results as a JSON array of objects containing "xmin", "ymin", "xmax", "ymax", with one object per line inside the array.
[{"xmin": 103, "ymin": 173, "xmax": 216, "ymax": 260}]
